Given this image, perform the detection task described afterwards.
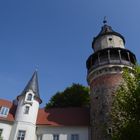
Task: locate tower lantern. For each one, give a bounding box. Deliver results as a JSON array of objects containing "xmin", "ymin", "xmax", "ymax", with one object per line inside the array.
[{"xmin": 86, "ymin": 21, "xmax": 136, "ymax": 140}]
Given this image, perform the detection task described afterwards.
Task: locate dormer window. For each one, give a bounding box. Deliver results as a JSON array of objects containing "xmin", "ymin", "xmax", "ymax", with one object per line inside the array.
[
  {"xmin": 0, "ymin": 106, "xmax": 9, "ymax": 117},
  {"xmin": 27, "ymin": 93, "xmax": 32, "ymax": 101},
  {"xmin": 25, "ymin": 92, "xmax": 33, "ymax": 102},
  {"xmin": 24, "ymin": 93, "xmax": 33, "ymax": 105}
]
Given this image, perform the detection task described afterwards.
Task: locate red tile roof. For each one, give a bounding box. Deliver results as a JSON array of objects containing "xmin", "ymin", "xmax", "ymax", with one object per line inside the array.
[
  {"xmin": 37, "ymin": 107, "xmax": 90, "ymax": 126},
  {"xmin": 0, "ymin": 99, "xmax": 90, "ymax": 126}
]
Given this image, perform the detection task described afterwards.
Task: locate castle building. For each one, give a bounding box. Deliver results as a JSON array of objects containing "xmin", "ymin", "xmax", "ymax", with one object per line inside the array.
[
  {"xmin": 86, "ymin": 20, "xmax": 136, "ymax": 140},
  {"xmin": 0, "ymin": 21, "xmax": 137, "ymax": 140},
  {"xmin": 0, "ymin": 71, "xmax": 89, "ymax": 140}
]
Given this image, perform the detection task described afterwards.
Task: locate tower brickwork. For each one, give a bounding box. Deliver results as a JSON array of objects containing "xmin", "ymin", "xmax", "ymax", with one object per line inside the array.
[{"xmin": 86, "ymin": 21, "xmax": 136, "ymax": 140}]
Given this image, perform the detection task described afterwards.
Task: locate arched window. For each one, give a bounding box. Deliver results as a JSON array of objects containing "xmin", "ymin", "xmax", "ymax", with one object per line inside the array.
[{"xmin": 27, "ymin": 93, "xmax": 32, "ymax": 101}]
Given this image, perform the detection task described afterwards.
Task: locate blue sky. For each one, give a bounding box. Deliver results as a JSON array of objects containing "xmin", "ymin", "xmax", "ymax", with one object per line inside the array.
[{"xmin": 0, "ymin": 0, "xmax": 140, "ymax": 106}]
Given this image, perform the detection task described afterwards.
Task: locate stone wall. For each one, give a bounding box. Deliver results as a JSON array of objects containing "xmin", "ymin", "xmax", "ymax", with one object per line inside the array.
[{"xmin": 89, "ymin": 73, "xmax": 122, "ymax": 140}]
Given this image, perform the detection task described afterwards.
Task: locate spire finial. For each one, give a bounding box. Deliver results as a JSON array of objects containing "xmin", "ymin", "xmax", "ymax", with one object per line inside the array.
[
  {"xmin": 103, "ymin": 16, "xmax": 107, "ymax": 25},
  {"xmin": 35, "ymin": 66, "xmax": 38, "ymax": 72},
  {"xmin": 20, "ymin": 71, "xmax": 40, "ymax": 98}
]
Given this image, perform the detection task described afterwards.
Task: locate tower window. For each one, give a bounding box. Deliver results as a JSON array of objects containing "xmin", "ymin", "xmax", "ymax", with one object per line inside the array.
[
  {"xmin": 0, "ymin": 106, "xmax": 9, "ymax": 117},
  {"xmin": 71, "ymin": 134, "xmax": 79, "ymax": 140},
  {"xmin": 24, "ymin": 106, "xmax": 30, "ymax": 114},
  {"xmin": 17, "ymin": 130, "xmax": 26, "ymax": 140},
  {"xmin": 107, "ymin": 127, "xmax": 112, "ymax": 134},
  {"xmin": 27, "ymin": 93, "xmax": 32, "ymax": 101},
  {"xmin": 53, "ymin": 134, "xmax": 59, "ymax": 140}
]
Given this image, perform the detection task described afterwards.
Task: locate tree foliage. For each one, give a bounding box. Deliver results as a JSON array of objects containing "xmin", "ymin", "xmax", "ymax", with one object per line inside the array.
[
  {"xmin": 46, "ymin": 83, "xmax": 90, "ymax": 108},
  {"xmin": 0, "ymin": 136, "xmax": 3, "ymax": 140},
  {"xmin": 111, "ymin": 66, "xmax": 140, "ymax": 140}
]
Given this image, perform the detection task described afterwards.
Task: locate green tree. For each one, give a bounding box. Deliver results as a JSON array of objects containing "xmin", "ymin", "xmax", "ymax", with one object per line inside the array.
[
  {"xmin": 111, "ymin": 66, "xmax": 140, "ymax": 140},
  {"xmin": 46, "ymin": 83, "xmax": 90, "ymax": 108}
]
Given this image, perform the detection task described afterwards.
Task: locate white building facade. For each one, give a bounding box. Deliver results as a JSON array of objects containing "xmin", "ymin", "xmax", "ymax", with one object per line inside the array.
[{"xmin": 0, "ymin": 71, "xmax": 90, "ymax": 140}]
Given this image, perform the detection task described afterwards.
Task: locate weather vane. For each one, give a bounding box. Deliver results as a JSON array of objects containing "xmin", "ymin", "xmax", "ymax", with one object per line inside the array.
[{"xmin": 103, "ymin": 16, "xmax": 107, "ymax": 25}]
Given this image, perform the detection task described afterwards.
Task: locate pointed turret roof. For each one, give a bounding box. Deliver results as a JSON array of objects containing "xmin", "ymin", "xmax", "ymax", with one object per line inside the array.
[
  {"xmin": 22, "ymin": 71, "xmax": 40, "ymax": 97},
  {"xmin": 17, "ymin": 71, "xmax": 42, "ymax": 103}
]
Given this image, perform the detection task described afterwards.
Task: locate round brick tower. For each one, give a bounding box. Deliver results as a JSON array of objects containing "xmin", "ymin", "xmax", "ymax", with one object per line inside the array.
[{"xmin": 86, "ymin": 20, "xmax": 136, "ymax": 140}]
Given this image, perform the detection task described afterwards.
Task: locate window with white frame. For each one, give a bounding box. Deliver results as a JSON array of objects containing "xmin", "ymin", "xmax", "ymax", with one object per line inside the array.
[
  {"xmin": 0, "ymin": 106, "xmax": 9, "ymax": 117},
  {"xmin": 17, "ymin": 130, "xmax": 26, "ymax": 140},
  {"xmin": 27, "ymin": 93, "xmax": 32, "ymax": 101},
  {"xmin": 53, "ymin": 134, "xmax": 59, "ymax": 140},
  {"xmin": 24, "ymin": 106, "xmax": 30, "ymax": 114},
  {"xmin": 0, "ymin": 129, "xmax": 3, "ymax": 137},
  {"xmin": 71, "ymin": 134, "xmax": 79, "ymax": 140}
]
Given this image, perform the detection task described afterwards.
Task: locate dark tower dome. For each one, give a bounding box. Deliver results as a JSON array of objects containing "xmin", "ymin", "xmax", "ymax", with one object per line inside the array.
[
  {"xmin": 93, "ymin": 24, "xmax": 125, "ymax": 47},
  {"xmin": 92, "ymin": 21, "xmax": 126, "ymax": 52}
]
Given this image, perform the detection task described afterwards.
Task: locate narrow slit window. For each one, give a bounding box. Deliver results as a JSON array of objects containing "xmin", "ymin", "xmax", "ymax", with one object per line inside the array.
[{"xmin": 24, "ymin": 106, "xmax": 30, "ymax": 114}]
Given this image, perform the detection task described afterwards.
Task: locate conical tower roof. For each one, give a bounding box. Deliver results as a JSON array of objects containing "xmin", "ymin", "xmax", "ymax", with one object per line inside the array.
[
  {"xmin": 98, "ymin": 24, "xmax": 125, "ymax": 41},
  {"xmin": 17, "ymin": 71, "xmax": 42, "ymax": 103},
  {"xmin": 22, "ymin": 71, "xmax": 40, "ymax": 97},
  {"xmin": 92, "ymin": 22, "xmax": 125, "ymax": 49}
]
